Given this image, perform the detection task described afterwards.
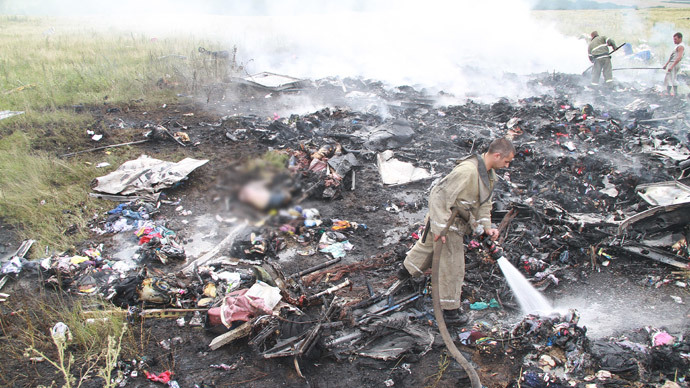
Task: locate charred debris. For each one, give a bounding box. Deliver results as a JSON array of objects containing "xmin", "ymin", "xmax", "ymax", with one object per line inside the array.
[{"xmin": 2, "ymin": 72, "xmax": 690, "ymax": 387}]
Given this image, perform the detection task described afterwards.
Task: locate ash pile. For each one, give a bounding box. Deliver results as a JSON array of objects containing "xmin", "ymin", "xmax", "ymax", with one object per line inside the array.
[{"xmin": 4, "ymin": 71, "xmax": 690, "ymax": 387}]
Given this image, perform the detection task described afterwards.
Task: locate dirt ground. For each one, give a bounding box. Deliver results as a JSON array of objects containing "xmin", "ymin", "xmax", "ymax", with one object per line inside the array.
[{"xmin": 1, "ymin": 73, "xmax": 689, "ymax": 387}]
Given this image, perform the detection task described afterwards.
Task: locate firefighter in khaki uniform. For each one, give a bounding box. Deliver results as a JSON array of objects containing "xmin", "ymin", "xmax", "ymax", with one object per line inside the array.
[
  {"xmin": 398, "ymin": 138, "xmax": 515, "ymax": 324},
  {"xmin": 588, "ymin": 31, "xmax": 617, "ymax": 86}
]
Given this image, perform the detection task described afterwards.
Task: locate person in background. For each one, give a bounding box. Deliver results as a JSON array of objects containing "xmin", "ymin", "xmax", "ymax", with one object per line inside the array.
[
  {"xmin": 663, "ymin": 32, "xmax": 684, "ymax": 96},
  {"xmin": 397, "ymin": 138, "xmax": 515, "ymax": 325},
  {"xmin": 588, "ymin": 31, "xmax": 617, "ymax": 87}
]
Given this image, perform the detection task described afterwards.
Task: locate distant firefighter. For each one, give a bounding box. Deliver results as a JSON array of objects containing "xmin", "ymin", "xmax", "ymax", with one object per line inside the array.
[{"xmin": 588, "ymin": 31, "xmax": 617, "ymax": 87}]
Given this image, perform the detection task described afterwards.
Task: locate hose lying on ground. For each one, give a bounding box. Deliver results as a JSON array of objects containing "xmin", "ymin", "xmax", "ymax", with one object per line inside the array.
[{"xmin": 431, "ymin": 208, "xmax": 482, "ymax": 388}]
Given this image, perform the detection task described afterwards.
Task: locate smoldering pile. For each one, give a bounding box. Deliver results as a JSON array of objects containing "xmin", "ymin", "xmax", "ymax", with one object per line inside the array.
[{"xmin": 6, "ymin": 71, "xmax": 689, "ymax": 387}]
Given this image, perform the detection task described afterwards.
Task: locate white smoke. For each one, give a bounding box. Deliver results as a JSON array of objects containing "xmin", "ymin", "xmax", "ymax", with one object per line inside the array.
[
  {"xmin": 209, "ymin": 0, "xmax": 591, "ymax": 100},
  {"xmin": 4, "ymin": 0, "xmax": 593, "ymax": 100}
]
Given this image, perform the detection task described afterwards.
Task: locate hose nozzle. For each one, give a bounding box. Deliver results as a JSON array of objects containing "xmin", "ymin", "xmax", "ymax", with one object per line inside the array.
[{"xmin": 482, "ymin": 236, "xmax": 503, "ymax": 260}]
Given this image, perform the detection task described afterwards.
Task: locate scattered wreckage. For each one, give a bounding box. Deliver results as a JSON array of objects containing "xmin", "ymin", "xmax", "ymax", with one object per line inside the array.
[{"xmin": 2, "ymin": 71, "xmax": 690, "ymax": 387}]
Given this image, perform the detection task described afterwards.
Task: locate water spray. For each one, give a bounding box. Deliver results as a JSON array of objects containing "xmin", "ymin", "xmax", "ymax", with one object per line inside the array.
[
  {"xmin": 431, "ymin": 209, "xmax": 555, "ymax": 388},
  {"xmin": 481, "ymin": 236, "xmax": 553, "ymax": 315}
]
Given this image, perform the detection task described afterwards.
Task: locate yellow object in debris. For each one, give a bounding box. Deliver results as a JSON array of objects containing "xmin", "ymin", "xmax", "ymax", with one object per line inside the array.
[
  {"xmin": 203, "ymin": 282, "xmax": 217, "ymax": 298},
  {"xmin": 70, "ymin": 256, "xmax": 89, "ymax": 265},
  {"xmin": 672, "ymin": 238, "xmax": 686, "ymax": 252},
  {"xmin": 137, "ymin": 278, "xmax": 173, "ymax": 304},
  {"xmin": 174, "ymin": 132, "xmax": 190, "ymax": 142},
  {"xmin": 597, "ymin": 248, "xmax": 613, "ymax": 260}
]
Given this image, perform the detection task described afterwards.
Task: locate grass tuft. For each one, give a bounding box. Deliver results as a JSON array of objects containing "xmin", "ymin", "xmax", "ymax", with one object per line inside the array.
[
  {"xmin": 0, "ymin": 289, "xmax": 129, "ymax": 387},
  {"xmin": 0, "ymin": 132, "xmax": 108, "ymax": 253}
]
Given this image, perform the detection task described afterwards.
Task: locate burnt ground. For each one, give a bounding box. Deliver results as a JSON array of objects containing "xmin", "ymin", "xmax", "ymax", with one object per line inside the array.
[{"xmin": 1, "ymin": 72, "xmax": 690, "ymax": 388}]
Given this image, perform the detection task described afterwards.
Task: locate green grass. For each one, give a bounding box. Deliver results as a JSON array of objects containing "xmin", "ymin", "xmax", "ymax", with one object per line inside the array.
[
  {"xmin": 0, "ymin": 131, "xmax": 106, "ymax": 249},
  {"xmin": 0, "ymin": 16, "xmax": 193, "ymax": 110},
  {"xmin": 0, "ymin": 15, "xmax": 232, "ymax": 253},
  {"xmin": 533, "ymin": 8, "xmax": 690, "ymax": 60}
]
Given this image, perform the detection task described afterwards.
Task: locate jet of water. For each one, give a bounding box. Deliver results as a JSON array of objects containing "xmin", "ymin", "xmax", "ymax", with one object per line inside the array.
[{"xmin": 497, "ymin": 257, "xmax": 553, "ymax": 315}]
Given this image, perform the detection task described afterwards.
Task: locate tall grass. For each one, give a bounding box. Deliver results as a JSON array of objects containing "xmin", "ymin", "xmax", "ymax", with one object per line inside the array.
[
  {"xmin": 0, "ymin": 16, "xmax": 229, "ymax": 252},
  {"xmin": 0, "ymin": 131, "xmax": 106, "ymax": 249},
  {"xmin": 0, "ymin": 16, "xmax": 196, "ymax": 111},
  {"xmin": 0, "ymin": 290, "xmax": 129, "ymax": 387},
  {"xmin": 533, "ymin": 8, "xmax": 690, "ymax": 60}
]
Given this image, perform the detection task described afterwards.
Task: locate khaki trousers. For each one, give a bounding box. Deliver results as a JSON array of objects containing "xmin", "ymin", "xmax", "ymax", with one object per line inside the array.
[
  {"xmin": 403, "ymin": 219, "xmax": 465, "ymax": 310},
  {"xmin": 591, "ymin": 57, "xmax": 613, "ymax": 85},
  {"xmin": 664, "ymin": 66, "xmax": 680, "ymax": 88}
]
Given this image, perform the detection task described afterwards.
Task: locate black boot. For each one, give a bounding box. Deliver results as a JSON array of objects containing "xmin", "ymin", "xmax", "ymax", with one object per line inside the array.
[
  {"xmin": 396, "ymin": 264, "xmax": 411, "ymax": 280},
  {"xmin": 442, "ymin": 309, "xmax": 469, "ymax": 325}
]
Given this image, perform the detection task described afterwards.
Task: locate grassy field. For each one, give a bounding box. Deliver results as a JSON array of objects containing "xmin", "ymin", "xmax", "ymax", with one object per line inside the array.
[
  {"xmin": 533, "ymin": 7, "xmax": 690, "ymax": 59},
  {"xmin": 0, "ymin": 9, "xmax": 688, "ymax": 253},
  {"xmin": 0, "ymin": 15, "xmax": 227, "ymax": 253}
]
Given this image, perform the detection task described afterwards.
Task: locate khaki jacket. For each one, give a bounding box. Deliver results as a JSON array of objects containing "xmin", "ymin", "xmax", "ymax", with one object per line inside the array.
[
  {"xmin": 428, "ymin": 155, "xmax": 495, "ymax": 236},
  {"xmin": 588, "ymin": 35, "xmax": 616, "ymax": 57}
]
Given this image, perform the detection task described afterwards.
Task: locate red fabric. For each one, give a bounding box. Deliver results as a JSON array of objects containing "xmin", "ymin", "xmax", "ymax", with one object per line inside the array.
[
  {"xmin": 145, "ymin": 370, "xmax": 172, "ymax": 383},
  {"xmin": 220, "ymin": 288, "xmax": 272, "ymax": 327},
  {"xmin": 139, "ymin": 232, "xmax": 162, "ymax": 245}
]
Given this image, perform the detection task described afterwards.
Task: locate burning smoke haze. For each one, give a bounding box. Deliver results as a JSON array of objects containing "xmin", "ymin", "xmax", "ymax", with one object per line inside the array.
[
  {"xmin": 4, "ymin": 0, "xmax": 594, "ymax": 101},
  {"xmin": 209, "ymin": 0, "xmax": 590, "ymax": 100}
]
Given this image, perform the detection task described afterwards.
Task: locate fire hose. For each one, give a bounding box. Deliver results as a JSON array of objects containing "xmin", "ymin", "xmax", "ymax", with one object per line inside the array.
[
  {"xmin": 612, "ymin": 67, "xmax": 664, "ymax": 71},
  {"xmin": 431, "ymin": 208, "xmax": 482, "ymax": 388}
]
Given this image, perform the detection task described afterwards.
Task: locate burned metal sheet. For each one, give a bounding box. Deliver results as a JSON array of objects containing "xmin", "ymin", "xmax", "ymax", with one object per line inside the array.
[
  {"xmin": 567, "ymin": 212, "xmax": 620, "ymax": 226},
  {"xmin": 618, "ymin": 202, "xmax": 690, "ymax": 234},
  {"xmin": 356, "ymin": 335, "xmax": 417, "ymax": 361},
  {"xmin": 0, "ymin": 110, "xmax": 24, "ymax": 121},
  {"xmin": 327, "ymin": 153, "xmax": 359, "ymax": 178},
  {"xmin": 636, "ymin": 181, "xmax": 690, "ymax": 206},
  {"xmin": 91, "ymin": 155, "xmax": 208, "ymax": 196},
  {"xmin": 617, "ymin": 244, "xmax": 688, "ymax": 269},
  {"xmin": 376, "ymin": 150, "xmax": 435, "ymax": 186},
  {"xmin": 645, "ymin": 144, "xmax": 690, "ymax": 161},
  {"xmin": 362, "ymin": 120, "xmax": 415, "ymax": 151},
  {"xmin": 232, "ymin": 72, "xmax": 306, "ymax": 92}
]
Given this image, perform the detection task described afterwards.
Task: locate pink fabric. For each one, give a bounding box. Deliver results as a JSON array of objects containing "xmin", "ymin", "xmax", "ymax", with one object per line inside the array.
[
  {"xmin": 653, "ymin": 331, "xmax": 674, "ymax": 347},
  {"xmin": 220, "ymin": 288, "xmax": 272, "ymax": 327},
  {"xmin": 308, "ymin": 158, "xmax": 328, "ymax": 172},
  {"xmin": 145, "ymin": 370, "xmax": 172, "ymax": 383}
]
